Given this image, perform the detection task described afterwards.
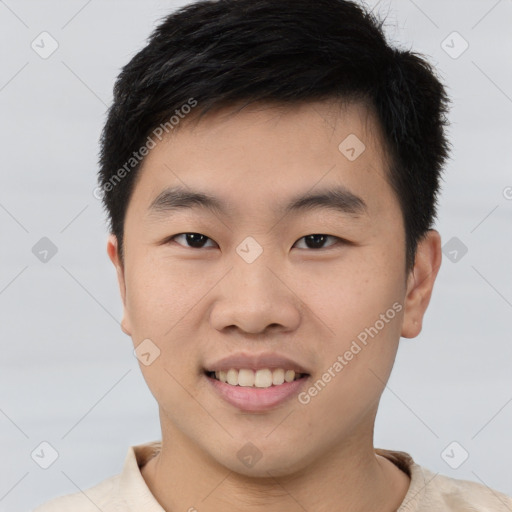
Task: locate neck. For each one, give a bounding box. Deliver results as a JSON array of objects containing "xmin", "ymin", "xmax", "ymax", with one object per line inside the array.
[{"xmin": 141, "ymin": 421, "xmax": 410, "ymax": 512}]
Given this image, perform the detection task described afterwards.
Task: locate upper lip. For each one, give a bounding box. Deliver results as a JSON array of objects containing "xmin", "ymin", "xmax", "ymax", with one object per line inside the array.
[{"xmin": 204, "ymin": 352, "xmax": 311, "ymax": 374}]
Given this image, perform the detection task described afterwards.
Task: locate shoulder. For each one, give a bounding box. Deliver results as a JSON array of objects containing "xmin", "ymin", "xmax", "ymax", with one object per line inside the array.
[
  {"xmin": 31, "ymin": 441, "xmax": 162, "ymax": 512},
  {"xmin": 403, "ymin": 463, "xmax": 512, "ymax": 511},
  {"xmin": 376, "ymin": 448, "xmax": 512, "ymax": 512},
  {"xmin": 31, "ymin": 474, "xmax": 126, "ymax": 512}
]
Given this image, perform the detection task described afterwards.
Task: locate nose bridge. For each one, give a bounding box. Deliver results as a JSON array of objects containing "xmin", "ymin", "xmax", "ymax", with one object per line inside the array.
[
  {"xmin": 232, "ymin": 246, "xmax": 282, "ymax": 308},
  {"xmin": 233, "ymin": 231, "xmax": 278, "ymax": 289}
]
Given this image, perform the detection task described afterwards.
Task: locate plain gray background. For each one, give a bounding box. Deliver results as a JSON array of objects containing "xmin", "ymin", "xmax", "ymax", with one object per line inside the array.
[{"xmin": 1, "ymin": 0, "xmax": 511, "ymax": 510}]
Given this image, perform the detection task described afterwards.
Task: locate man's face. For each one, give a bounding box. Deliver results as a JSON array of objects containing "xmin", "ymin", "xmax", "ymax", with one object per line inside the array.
[{"xmin": 108, "ymin": 100, "xmax": 437, "ymax": 476}]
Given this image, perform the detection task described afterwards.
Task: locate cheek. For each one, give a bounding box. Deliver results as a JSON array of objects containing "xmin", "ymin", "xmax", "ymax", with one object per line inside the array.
[
  {"xmin": 297, "ymin": 251, "xmax": 404, "ymax": 341},
  {"xmin": 124, "ymin": 253, "xmax": 204, "ymax": 339},
  {"xmin": 123, "ymin": 255, "xmax": 208, "ymax": 409},
  {"xmin": 297, "ymin": 252, "xmax": 405, "ymax": 406}
]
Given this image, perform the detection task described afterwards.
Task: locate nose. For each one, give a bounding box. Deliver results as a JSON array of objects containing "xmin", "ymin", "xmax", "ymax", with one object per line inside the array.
[{"xmin": 209, "ymin": 257, "xmax": 302, "ymax": 336}]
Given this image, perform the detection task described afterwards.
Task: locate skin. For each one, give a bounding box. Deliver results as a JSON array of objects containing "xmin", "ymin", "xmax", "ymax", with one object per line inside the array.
[{"xmin": 107, "ymin": 99, "xmax": 442, "ymax": 512}]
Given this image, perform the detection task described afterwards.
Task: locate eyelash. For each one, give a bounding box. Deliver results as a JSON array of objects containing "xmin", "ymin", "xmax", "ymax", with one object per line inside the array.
[{"xmin": 166, "ymin": 232, "xmax": 346, "ymax": 251}]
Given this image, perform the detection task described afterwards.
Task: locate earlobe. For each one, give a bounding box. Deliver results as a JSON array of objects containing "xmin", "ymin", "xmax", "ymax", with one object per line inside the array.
[
  {"xmin": 106, "ymin": 234, "xmax": 132, "ymax": 336},
  {"xmin": 401, "ymin": 230, "xmax": 442, "ymax": 339}
]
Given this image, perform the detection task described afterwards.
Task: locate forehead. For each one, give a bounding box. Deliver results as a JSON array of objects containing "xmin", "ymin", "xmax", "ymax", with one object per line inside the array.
[{"xmin": 128, "ymin": 99, "xmax": 397, "ymax": 223}]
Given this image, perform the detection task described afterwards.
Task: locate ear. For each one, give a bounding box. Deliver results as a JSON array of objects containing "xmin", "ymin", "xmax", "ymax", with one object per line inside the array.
[
  {"xmin": 106, "ymin": 234, "xmax": 132, "ymax": 336},
  {"xmin": 401, "ymin": 229, "xmax": 442, "ymax": 338}
]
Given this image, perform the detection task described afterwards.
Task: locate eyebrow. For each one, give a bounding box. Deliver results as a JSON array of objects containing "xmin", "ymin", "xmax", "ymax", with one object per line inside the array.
[{"xmin": 147, "ymin": 185, "xmax": 368, "ymax": 220}]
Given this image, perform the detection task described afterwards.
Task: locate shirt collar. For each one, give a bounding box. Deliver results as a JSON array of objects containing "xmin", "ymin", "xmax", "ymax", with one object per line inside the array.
[{"xmin": 118, "ymin": 441, "xmax": 164, "ymax": 510}]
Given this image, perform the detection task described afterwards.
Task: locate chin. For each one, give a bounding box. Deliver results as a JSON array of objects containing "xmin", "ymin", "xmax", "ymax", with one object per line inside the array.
[{"xmin": 212, "ymin": 443, "xmax": 310, "ymax": 479}]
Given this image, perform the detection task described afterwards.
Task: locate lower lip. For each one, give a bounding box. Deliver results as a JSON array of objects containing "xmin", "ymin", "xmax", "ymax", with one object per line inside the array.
[{"xmin": 205, "ymin": 373, "xmax": 309, "ymax": 412}]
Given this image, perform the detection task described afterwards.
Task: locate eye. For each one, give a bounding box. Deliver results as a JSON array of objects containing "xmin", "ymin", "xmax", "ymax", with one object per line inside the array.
[
  {"xmin": 293, "ymin": 234, "xmax": 341, "ymax": 250},
  {"xmin": 167, "ymin": 232, "xmax": 343, "ymax": 250},
  {"xmin": 169, "ymin": 232, "xmax": 217, "ymax": 249}
]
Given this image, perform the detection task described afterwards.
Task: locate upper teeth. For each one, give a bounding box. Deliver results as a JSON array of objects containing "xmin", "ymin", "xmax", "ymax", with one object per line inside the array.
[{"xmin": 214, "ymin": 368, "xmax": 301, "ymax": 388}]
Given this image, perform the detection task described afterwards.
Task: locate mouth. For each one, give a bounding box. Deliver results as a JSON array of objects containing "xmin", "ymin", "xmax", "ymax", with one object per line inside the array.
[{"xmin": 203, "ymin": 368, "xmax": 310, "ymax": 412}]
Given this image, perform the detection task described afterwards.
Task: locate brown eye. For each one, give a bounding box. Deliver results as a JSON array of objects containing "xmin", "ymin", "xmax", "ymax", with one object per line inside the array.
[
  {"xmin": 293, "ymin": 234, "xmax": 340, "ymax": 250},
  {"xmin": 169, "ymin": 233, "xmax": 217, "ymax": 249}
]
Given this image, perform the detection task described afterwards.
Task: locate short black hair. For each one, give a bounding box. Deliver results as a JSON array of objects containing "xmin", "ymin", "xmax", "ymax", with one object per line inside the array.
[{"xmin": 97, "ymin": 0, "xmax": 451, "ymax": 273}]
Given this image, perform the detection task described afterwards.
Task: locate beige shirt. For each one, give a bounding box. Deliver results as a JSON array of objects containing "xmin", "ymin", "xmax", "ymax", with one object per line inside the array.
[{"xmin": 33, "ymin": 441, "xmax": 512, "ymax": 511}]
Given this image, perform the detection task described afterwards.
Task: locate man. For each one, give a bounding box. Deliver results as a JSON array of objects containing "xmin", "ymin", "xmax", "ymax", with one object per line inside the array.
[{"xmin": 34, "ymin": 0, "xmax": 512, "ymax": 510}]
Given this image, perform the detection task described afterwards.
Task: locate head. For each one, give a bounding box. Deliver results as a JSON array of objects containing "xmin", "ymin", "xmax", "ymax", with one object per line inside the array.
[{"xmin": 100, "ymin": 0, "xmax": 449, "ymax": 476}]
